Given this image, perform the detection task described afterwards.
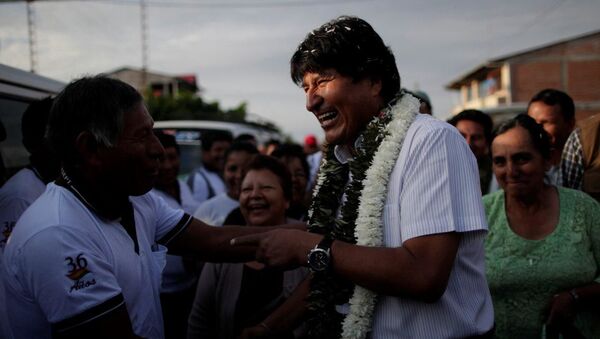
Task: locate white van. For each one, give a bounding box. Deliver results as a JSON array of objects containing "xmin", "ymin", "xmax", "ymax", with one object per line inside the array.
[{"xmin": 153, "ymin": 120, "xmax": 281, "ymax": 176}]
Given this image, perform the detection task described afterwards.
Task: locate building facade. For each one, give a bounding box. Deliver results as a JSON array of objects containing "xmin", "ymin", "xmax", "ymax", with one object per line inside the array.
[{"xmin": 447, "ymin": 30, "xmax": 600, "ymax": 123}]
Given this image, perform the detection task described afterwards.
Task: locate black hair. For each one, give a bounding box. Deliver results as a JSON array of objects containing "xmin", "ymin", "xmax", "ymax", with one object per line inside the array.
[
  {"xmin": 290, "ymin": 16, "xmax": 400, "ymax": 104},
  {"xmin": 234, "ymin": 133, "xmax": 257, "ymax": 144},
  {"xmin": 243, "ymin": 154, "xmax": 292, "ymax": 201},
  {"xmin": 224, "ymin": 141, "xmax": 259, "ymax": 161},
  {"xmin": 200, "ymin": 130, "xmax": 233, "ymax": 151},
  {"xmin": 154, "ymin": 131, "xmax": 179, "ymax": 154},
  {"xmin": 528, "ymin": 89, "xmax": 575, "ymax": 122},
  {"xmin": 22, "ymin": 96, "xmax": 54, "ymax": 154},
  {"xmin": 447, "ymin": 109, "xmax": 494, "ymax": 145},
  {"xmin": 47, "ymin": 75, "xmax": 142, "ymax": 166},
  {"xmin": 493, "ymin": 114, "xmax": 552, "ymax": 159},
  {"xmin": 270, "ymin": 143, "xmax": 309, "ymax": 179}
]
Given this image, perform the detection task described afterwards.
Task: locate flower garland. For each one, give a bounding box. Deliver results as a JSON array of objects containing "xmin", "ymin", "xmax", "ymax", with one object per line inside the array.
[{"xmin": 306, "ymin": 93, "xmax": 419, "ymax": 339}]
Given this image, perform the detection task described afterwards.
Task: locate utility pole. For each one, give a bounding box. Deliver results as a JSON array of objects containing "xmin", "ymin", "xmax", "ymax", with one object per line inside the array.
[
  {"xmin": 26, "ymin": 0, "xmax": 37, "ymax": 73},
  {"xmin": 140, "ymin": 0, "xmax": 148, "ymax": 91}
]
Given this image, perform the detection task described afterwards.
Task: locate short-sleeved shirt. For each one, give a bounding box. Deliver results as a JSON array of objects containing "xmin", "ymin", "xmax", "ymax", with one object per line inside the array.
[
  {"xmin": 336, "ymin": 114, "xmax": 494, "ymax": 338},
  {"xmin": 0, "ymin": 167, "xmax": 46, "ymax": 252},
  {"xmin": 193, "ymin": 192, "xmax": 239, "ymax": 226},
  {"xmin": 151, "ymin": 180, "xmax": 200, "ymax": 293},
  {"xmin": 188, "ymin": 167, "xmax": 226, "ymax": 203},
  {"xmin": 2, "ymin": 183, "xmax": 191, "ymax": 339}
]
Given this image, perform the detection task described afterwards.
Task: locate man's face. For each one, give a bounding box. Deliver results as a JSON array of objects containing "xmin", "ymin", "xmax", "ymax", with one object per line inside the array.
[
  {"xmin": 527, "ymin": 101, "xmax": 574, "ymax": 151},
  {"xmin": 223, "ymin": 150, "xmax": 254, "ymax": 200},
  {"xmin": 203, "ymin": 140, "xmax": 231, "ymax": 172},
  {"xmin": 156, "ymin": 146, "xmax": 180, "ymax": 187},
  {"xmin": 98, "ymin": 103, "xmax": 164, "ymax": 196},
  {"xmin": 455, "ymin": 120, "xmax": 488, "ymax": 159},
  {"xmin": 302, "ymin": 69, "xmax": 382, "ymax": 146}
]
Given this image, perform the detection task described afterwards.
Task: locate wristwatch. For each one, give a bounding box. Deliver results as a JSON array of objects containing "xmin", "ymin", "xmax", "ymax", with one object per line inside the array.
[{"xmin": 307, "ymin": 236, "xmax": 334, "ymax": 272}]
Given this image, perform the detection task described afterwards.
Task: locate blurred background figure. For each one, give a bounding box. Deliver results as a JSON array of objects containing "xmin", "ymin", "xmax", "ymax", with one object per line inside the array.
[
  {"xmin": 448, "ymin": 109, "xmax": 496, "ymax": 194},
  {"xmin": 403, "ymin": 89, "xmax": 433, "ymax": 115},
  {"xmin": 483, "ymin": 114, "xmax": 600, "ymax": 338},
  {"xmin": 262, "ymin": 138, "xmax": 281, "ymax": 155},
  {"xmin": 151, "ymin": 131, "xmax": 200, "ymax": 339},
  {"xmin": 302, "ymin": 134, "xmax": 319, "ymax": 155},
  {"xmin": 527, "ymin": 89, "xmax": 576, "ymax": 185},
  {"xmin": 0, "ymin": 97, "xmax": 59, "ymax": 253},
  {"xmin": 187, "ymin": 155, "xmax": 307, "ymax": 339},
  {"xmin": 234, "ymin": 133, "xmax": 258, "ymax": 147},
  {"xmin": 187, "ymin": 130, "xmax": 232, "ymax": 203},
  {"xmin": 194, "ymin": 141, "xmax": 258, "ymax": 226},
  {"xmin": 0, "ymin": 118, "xmax": 6, "ymax": 186},
  {"xmin": 272, "ymin": 143, "xmax": 311, "ymax": 220},
  {"xmin": 561, "ymin": 114, "xmax": 600, "ymax": 202}
]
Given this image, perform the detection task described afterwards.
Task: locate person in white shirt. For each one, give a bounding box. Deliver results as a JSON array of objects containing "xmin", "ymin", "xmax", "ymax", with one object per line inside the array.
[
  {"xmin": 1, "ymin": 76, "xmax": 299, "ymax": 339},
  {"xmin": 232, "ymin": 16, "xmax": 493, "ymax": 339},
  {"xmin": 187, "ymin": 130, "xmax": 232, "ymax": 203},
  {"xmin": 0, "ymin": 97, "xmax": 59, "ymax": 253},
  {"xmin": 194, "ymin": 141, "xmax": 258, "ymax": 226}
]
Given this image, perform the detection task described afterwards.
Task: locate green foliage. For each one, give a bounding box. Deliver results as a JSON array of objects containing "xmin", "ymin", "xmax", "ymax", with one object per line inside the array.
[{"xmin": 145, "ymin": 90, "xmax": 247, "ymax": 123}]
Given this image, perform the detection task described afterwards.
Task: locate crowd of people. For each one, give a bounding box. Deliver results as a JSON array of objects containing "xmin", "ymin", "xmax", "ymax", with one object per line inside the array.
[{"xmin": 0, "ymin": 15, "xmax": 598, "ymax": 339}]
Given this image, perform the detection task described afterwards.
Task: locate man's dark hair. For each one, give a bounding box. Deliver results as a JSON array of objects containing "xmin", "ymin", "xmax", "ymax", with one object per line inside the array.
[
  {"xmin": 271, "ymin": 143, "xmax": 309, "ymax": 180},
  {"xmin": 447, "ymin": 109, "xmax": 494, "ymax": 144},
  {"xmin": 290, "ymin": 16, "xmax": 400, "ymax": 104},
  {"xmin": 47, "ymin": 75, "xmax": 143, "ymax": 167},
  {"xmin": 154, "ymin": 131, "xmax": 179, "ymax": 154},
  {"xmin": 493, "ymin": 114, "xmax": 552, "ymax": 160},
  {"xmin": 224, "ymin": 141, "xmax": 259, "ymax": 161},
  {"xmin": 528, "ymin": 89, "xmax": 575, "ymax": 122},
  {"xmin": 243, "ymin": 154, "xmax": 293, "ymax": 201},
  {"xmin": 200, "ymin": 130, "xmax": 233, "ymax": 151},
  {"xmin": 234, "ymin": 133, "xmax": 257, "ymax": 145},
  {"xmin": 22, "ymin": 97, "xmax": 54, "ymax": 154}
]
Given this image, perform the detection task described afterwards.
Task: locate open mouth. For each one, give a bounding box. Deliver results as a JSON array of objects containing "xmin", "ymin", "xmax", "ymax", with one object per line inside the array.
[{"xmin": 316, "ymin": 111, "xmax": 338, "ymax": 129}]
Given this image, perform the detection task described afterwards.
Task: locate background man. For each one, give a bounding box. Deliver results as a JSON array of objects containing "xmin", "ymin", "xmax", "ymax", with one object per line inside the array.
[
  {"xmin": 562, "ymin": 114, "xmax": 600, "ymax": 201},
  {"xmin": 187, "ymin": 129, "xmax": 232, "ymax": 203},
  {"xmin": 448, "ymin": 109, "xmax": 496, "ymax": 194},
  {"xmin": 527, "ymin": 88, "xmax": 576, "ymax": 185},
  {"xmin": 1, "ymin": 76, "xmax": 291, "ymax": 339},
  {"xmin": 0, "ymin": 97, "xmax": 59, "ymax": 253},
  {"xmin": 233, "ymin": 16, "xmax": 493, "ymax": 339}
]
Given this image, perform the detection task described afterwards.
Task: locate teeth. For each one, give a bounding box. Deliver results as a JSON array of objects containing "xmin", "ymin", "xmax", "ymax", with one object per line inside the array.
[{"xmin": 318, "ymin": 111, "xmax": 337, "ymax": 122}]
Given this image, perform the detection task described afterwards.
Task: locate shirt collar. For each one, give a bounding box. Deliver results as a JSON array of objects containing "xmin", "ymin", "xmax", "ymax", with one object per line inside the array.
[{"xmin": 333, "ymin": 135, "xmax": 364, "ymax": 164}]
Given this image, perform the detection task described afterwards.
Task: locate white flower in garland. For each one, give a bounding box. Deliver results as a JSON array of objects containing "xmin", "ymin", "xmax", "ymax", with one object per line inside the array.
[{"xmin": 341, "ymin": 94, "xmax": 420, "ymax": 339}]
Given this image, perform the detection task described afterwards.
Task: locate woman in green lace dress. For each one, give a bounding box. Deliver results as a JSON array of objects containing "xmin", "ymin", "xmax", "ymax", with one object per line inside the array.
[{"xmin": 484, "ymin": 114, "xmax": 600, "ymax": 338}]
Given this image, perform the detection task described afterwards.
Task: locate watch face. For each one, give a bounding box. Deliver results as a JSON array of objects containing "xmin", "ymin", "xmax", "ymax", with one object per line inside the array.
[{"xmin": 309, "ymin": 248, "xmax": 329, "ymax": 271}]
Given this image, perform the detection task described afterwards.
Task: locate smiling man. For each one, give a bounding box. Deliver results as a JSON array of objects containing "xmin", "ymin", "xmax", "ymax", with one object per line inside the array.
[
  {"xmin": 0, "ymin": 76, "xmax": 293, "ymax": 339},
  {"xmin": 232, "ymin": 16, "xmax": 494, "ymax": 339}
]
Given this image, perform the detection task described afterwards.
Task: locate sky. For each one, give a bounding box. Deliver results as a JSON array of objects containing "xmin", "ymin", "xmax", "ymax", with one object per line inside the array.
[{"xmin": 1, "ymin": 0, "xmax": 599, "ymax": 143}]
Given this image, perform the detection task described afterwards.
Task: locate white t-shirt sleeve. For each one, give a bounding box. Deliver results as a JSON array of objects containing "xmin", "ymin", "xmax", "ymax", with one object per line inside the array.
[
  {"xmin": 145, "ymin": 191, "xmax": 191, "ymax": 245},
  {"xmin": 0, "ymin": 198, "xmax": 30, "ymax": 251},
  {"xmin": 13, "ymin": 226, "xmax": 124, "ymax": 325},
  {"xmin": 399, "ymin": 125, "xmax": 487, "ymax": 241}
]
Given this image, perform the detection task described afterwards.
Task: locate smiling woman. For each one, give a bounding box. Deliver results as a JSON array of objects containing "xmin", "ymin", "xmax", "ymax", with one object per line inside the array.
[
  {"xmin": 187, "ymin": 154, "xmax": 307, "ymax": 339},
  {"xmin": 483, "ymin": 114, "xmax": 600, "ymax": 338}
]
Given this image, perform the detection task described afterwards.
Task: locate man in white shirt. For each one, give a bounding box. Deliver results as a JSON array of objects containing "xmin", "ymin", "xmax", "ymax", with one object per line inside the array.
[
  {"xmin": 1, "ymin": 76, "xmax": 294, "ymax": 339},
  {"xmin": 187, "ymin": 130, "xmax": 232, "ymax": 203},
  {"xmin": 233, "ymin": 16, "xmax": 494, "ymax": 339}
]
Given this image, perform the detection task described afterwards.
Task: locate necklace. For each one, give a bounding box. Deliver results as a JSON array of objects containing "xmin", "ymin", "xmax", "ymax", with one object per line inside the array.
[{"xmin": 306, "ymin": 93, "xmax": 419, "ymax": 339}]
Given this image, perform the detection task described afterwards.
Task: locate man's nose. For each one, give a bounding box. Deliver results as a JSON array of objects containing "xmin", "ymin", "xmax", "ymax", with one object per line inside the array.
[{"xmin": 306, "ymin": 88, "xmax": 323, "ymax": 112}]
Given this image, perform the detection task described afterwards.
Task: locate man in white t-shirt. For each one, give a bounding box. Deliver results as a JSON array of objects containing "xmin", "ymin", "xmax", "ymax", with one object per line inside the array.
[
  {"xmin": 232, "ymin": 16, "xmax": 493, "ymax": 338},
  {"xmin": 187, "ymin": 130, "xmax": 232, "ymax": 203},
  {"xmin": 0, "ymin": 97, "xmax": 59, "ymax": 253},
  {"xmin": 194, "ymin": 141, "xmax": 258, "ymax": 226},
  {"xmin": 1, "ymin": 76, "xmax": 294, "ymax": 339}
]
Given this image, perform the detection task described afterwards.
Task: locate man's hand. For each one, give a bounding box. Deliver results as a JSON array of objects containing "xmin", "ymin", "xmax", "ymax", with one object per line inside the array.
[
  {"xmin": 545, "ymin": 292, "xmax": 577, "ymax": 328},
  {"xmin": 231, "ymin": 229, "xmax": 321, "ymax": 268}
]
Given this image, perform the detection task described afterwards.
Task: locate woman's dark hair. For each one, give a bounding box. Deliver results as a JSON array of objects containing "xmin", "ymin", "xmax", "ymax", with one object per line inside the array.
[
  {"xmin": 290, "ymin": 16, "xmax": 400, "ymax": 105},
  {"xmin": 224, "ymin": 141, "xmax": 259, "ymax": 161},
  {"xmin": 492, "ymin": 114, "xmax": 552, "ymax": 159},
  {"xmin": 270, "ymin": 143, "xmax": 309, "ymax": 179},
  {"xmin": 242, "ymin": 154, "xmax": 292, "ymax": 201}
]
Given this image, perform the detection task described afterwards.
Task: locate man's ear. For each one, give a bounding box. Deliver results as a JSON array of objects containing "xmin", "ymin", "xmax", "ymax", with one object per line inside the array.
[
  {"xmin": 74, "ymin": 131, "xmax": 102, "ymax": 166},
  {"xmin": 370, "ymin": 78, "xmax": 383, "ymax": 98}
]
